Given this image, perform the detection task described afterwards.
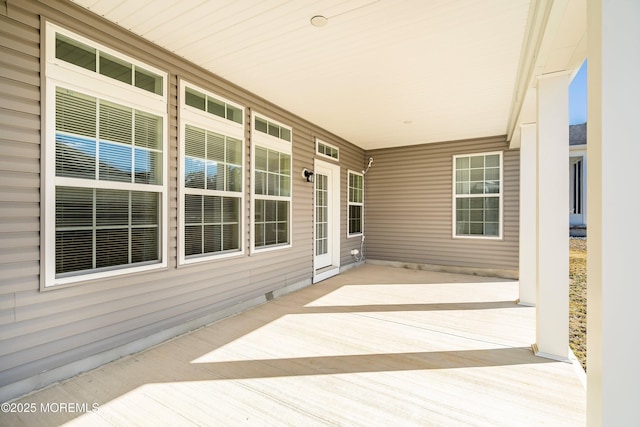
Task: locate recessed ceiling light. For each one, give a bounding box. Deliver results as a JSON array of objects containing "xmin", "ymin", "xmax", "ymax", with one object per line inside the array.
[{"xmin": 310, "ymin": 15, "xmax": 328, "ymax": 27}]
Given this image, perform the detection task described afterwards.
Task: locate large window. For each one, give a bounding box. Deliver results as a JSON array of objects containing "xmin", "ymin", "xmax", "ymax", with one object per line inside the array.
[
  {"xmin": 252, "ymin": 114, "xmax": 292, "ymax": 251},
  {"xmin": 180, "ymin": 82, "xmax": 244, "ymax": 263},
  {"xmin": 348, "ymin": 171, "xmax": 364, "ymax": 236},
  {"xmin": 44, "ymin": 23, "xmax": 167, "ymax": 287},
  {"xmin": 453, "ymin": 152, "xmax": 502, "ymax": 238}
]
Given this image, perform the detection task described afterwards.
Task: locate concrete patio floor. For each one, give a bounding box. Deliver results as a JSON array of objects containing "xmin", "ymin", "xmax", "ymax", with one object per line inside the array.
[{"xmin": 0, "ymin": 264, "xmax": 586, "ymax": 426}]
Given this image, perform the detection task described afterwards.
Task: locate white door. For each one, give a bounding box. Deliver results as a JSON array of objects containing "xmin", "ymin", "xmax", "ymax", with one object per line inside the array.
[{"xmin": 314, "ymin": 161, "xmax": 340, "ymax": 273}]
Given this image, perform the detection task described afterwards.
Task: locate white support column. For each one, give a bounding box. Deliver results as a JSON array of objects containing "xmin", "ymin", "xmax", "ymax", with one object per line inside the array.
[
  {"xmin": 587, "ymin": 1, "xmax": 640, "ymax": 425},
  {"xmin": 533, "ymin": 72, "xmax": 570, "ymax": 362},
  {"xmin": 518, "ymin": 124, "xmax": 536, "ymax": 306}
]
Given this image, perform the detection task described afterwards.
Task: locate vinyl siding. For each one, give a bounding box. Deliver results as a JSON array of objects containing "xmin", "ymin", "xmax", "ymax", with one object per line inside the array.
[
  {"xmin": 365, "ymin": 137, "xmax": 519, "ymax": 273},
  {"xmin": 0, "ymin": 0, "xmax": 365, "ymax": 400},
  {"xmin": 337, "ymin": 141, "xmax": 369, "ymax": 266}
]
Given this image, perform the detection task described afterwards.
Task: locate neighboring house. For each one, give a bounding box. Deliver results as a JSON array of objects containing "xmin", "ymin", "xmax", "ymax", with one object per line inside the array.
[
  {"xmin": 569, "ymin": 123, "xmax": 587, "ymax": 236},
  {"xmin": 0, "ymin": 1, "xmax": 638, "ymax": 425}
]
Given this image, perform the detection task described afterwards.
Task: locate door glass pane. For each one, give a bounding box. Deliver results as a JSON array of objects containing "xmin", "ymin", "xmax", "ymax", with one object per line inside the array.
[{"xmin": 315, "ymin": 173, "xmax": 329, "ymax": 256}]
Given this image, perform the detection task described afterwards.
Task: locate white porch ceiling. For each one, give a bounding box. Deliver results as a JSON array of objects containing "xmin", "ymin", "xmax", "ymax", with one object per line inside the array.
[{"xmin": 69, "ymin": 0, "xmax": 583, "ymax": 150}]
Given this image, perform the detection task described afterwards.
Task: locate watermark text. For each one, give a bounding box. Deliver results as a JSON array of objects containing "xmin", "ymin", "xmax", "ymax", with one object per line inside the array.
[{"xmin": 2, "ymin": 401, "xmax": 100, "ymax": 414}]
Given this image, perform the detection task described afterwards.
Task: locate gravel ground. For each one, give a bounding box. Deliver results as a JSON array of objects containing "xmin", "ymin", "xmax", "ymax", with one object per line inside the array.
[{"xmin": 569, "ymin": 237, "xmax": 587, "ymax": 371}]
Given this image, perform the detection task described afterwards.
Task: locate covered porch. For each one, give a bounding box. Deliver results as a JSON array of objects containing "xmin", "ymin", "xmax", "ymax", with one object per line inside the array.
[{"xmin": 1, "ymin": 264, "xmax": 585, "ymax": 426}]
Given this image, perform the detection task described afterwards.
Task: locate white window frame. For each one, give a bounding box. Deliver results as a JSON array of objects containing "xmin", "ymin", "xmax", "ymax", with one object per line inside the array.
[
  {"xmin": 316, "ymin": 138, "xmax": 339, "ymax": 162},
  {"xmin": 250, "ymin": 112, "xmax": 293, "ymax": 253},
  {"xmin": 569, "ymin": 145, "xmax": 587, "ymax": 225},
  {"xmin": 178, "ymin": 80, "xmax": 245, "ymax": 265},
  {"xmin": 452, "ymin": 151, "xmax": 503, "ymax": 240},
  {"xmin": 347, "ymin": 170, "xmax": 364, "ymax": 238},
  {"xmin": 42, "ymin": 22, "xmax": 168, "ymax": 289}
]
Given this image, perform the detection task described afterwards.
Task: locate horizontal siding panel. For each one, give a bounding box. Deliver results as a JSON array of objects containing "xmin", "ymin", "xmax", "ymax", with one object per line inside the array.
[
  {"xmin": 0, "ymin": 201, "xmax": 39, "ymax": 219},
  {"xmin": 0, "ymin": 186, "xmax": 38, "ymax": 202},
  {"xmin": 365, "ymin": 138, "xmax": 519, "ymax": 273},
  {"xmin": 0, "ymin": 153, "xmax": 39, "ymax": 174},
  {"xmin": 5, "ymin": 1, "xmax": 40, "ymax": 29},
  {"xmin": 0, "ymin": 293, "xmax": 15, "ymax": 311},
  {"xmin": 0, "ymin": 97, "xmax": 39, "ymax": 121},
  {"xmin": 0, "ymin": 218, "xmax": 40, "ymax": 233},
  {"xmin": 3, "ymin": 279, "xmax": 259, "ymax": 355},
  {"xmin": 3, "ymin": 270, "xmax": 268, "ymax": 341},
  {"xmin": 0, "ymin": 139, "xmax": 40, "ymax": 159},
  {"xmin": 0, "ymin": 14, "xmax": 40, "ymax": 44},
  {"xmin": 0, "ymin": 0, "xmax": 364, "ymax": 398},
  {"xmin": 0, "ymin": 170, "xmax": 39, "ymax": 188},
  {"xmin": 0, "ymin": 261, "xmax": 39, "ymax": 287},
  {"xmin": 0, "ymin": 231, "xmax": 38, "ymax": 252},
  {"xmin": 0, "ymin": 247, "xmax": 38, "ymax": 264},
  {"xmin": 0, "ymin": 123, "xmax": 39, "ymax": 144},
  {"xmin": 0, "ymin": 105, "xmax": 40, "ymax": 128},
  {"xmin": 0, "ymin": 77, "xmax": 40, "ymax": 103},
  {"xmin": 0, "ymin": 30, "xmax": 39, "ymax": 57},
  {"xmin": 0, "ymin": 45, "xmax": 39, "ymax": 73},
  {"xmin": 367, "ymin": 239, "xmax": 519, "ymax": 259},
  {"xmin": 13, "ymin": 259, "xmax": 256, "ymax": 313},
  {"xmin": 0, "ymin": 276, "xmax": 39, "ymax": 295},
  {"xmin": 0, "ymin": 62, "xmax": 39, "ymax": 86},
  {"xmin": 0, "ymin": 308, "xmax": 15, "ymax": 326}
]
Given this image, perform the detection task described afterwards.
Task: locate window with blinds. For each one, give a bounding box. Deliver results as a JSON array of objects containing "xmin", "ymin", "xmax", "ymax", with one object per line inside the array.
[
  {"xmin": 183, "ymin": 125, "xmax": 243, "ymax": 258},
  {"xmin": 254, "ymin": 147, "xmax": 291, "ymax": 247},
  {"xmin": 54, "ymin": 88, "xmax": 163, "ymax": 277},
  {"xmin": 45, "ymin": 23, "xmax": 167, "ymax": 287},
  {"xmin": 252, "ymin": 114, "xmax": 292, "ymax": 251},
  {"xmin": 180, "ymin": 82, "xmax": 245, "ymax": 263},
  {"xmin": 453, "ymin": 152, "xmax": 502, "ymax": 238},
  {"xmin": 348, "ymin": 171, "xmax": 364, "ymax": 236}
]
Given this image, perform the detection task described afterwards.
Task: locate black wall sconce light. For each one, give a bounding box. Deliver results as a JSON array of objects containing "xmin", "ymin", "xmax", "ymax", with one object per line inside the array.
[{"xmin": 302, "ymin": 168, "xmax": 314, "ymax": 183}]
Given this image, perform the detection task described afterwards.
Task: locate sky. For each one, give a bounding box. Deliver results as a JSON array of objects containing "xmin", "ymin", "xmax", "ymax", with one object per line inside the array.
[{"xmin": 569, "ymin": 60, "xmax": 587, "ymax": 125}]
